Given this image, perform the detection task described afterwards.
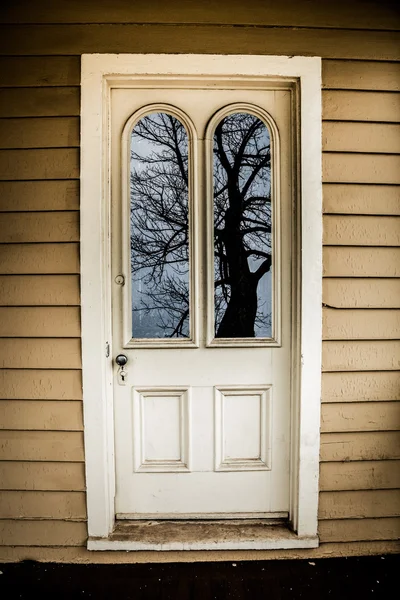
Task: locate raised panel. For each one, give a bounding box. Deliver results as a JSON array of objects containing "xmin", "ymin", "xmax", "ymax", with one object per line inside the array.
[
  {"xmin": 215, "ymin": 386, "xmax": 271, "ymax": 471},
  {"xmin": 133, "ymin": 387, "xmax": 190, "ymax": 472}
]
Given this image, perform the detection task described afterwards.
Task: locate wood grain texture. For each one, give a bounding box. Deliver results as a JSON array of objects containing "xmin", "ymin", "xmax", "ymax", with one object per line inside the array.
[
  {"xmin": 0, "ymin": 520, "xmax": 87, "ymax": 546},
  {"xmin": 319, "ymin": 460, "xmax": 400, "ymax": 491},
  {"xmin": 319, "ymin": 518, "xmax": 400, "ymax": 543},
  {"xmin": 0, "ymin": 87, "xmax": 79, "ymax": 117},
  {"xmin": 320, "ymin": 432, "xmax": 400, "ymax": 461},
  {"xmin": 0, "ymin": 149, "xmax": 79, "ymax": 180},
  {"xmin": 0, "ymin": 461, "xmax": 85, "ymax": 491},
  {"xmin": 0, "ymin": 180, "xmax": 79, "ymax": 211},
  {"xmin": 0, "ymin": 400, "xmax": 83, "ymax": 431},
  {"xmin": 323, "ymin": 153, "xmax": 400, "ymax": 185},
  {"xmin": 0, "ymin": 117, "xmax": 80, "ymax": 149},
  {"xmin": 322, "ymin": 371, "xmax": 400, "ymax": 403},
  {"xmin": 0, "ymin": 307, "xmax": 81, "ymax": 337},
  {"xmin": 323, "ymin": 184, "xmax": 400, "ymax": 215},
  {"xmin": 0, "ymin": 275, "xmax": 80, "ymax": 306},
  {"xmin": 319, "ymin": 490, "xmax": 400, "ymax": 519},
  {"xmin": 0, "ymin": 338, "xmax": 81, "ymax": 369},
  {"xmin": 323, "ymin": 122, "xmax": 400, "ymax": 154},
  {"xmin": 322, "ymin": 308, "xmax": 400, "ymax": 340},
  {"xmin": 322, "ymin": 341, "xmax": 400, "ymax": 372},
  {"xmin": 323, "ymin": 247, "xmax": 400, "ymax": 278},
  {"xmin": 0, "ymin": 431, "xmax": 84, "ymax": 461},
  {"xmin": 0, "ymin": 369, "xmax": 82, "ymax": 400},
  {"xmin": 323, "ymin": 278, "xmax": 400, "ymax": 308},
  {"xmin": 1, "ymin": 0, "xmax": 399, "ymax": 30},
  {"xmin": 0, "ymin": 491, "xmax": 86, "ymax": 519},
  {"xmin": 0, "ymin": 243, "xmax": 80, "ymax": 275},
  {"xmin": 322, "ymin": 60, "xmax": 400, "ymax": 92},
  {"xmin": 0, "ymin": 57, "xmax": 80, "ymax": 87},
  {"xmin": 0, "ymin": 25, "xmax": 399, "ymax": 60},
  {"xmin": 323, "ymin": 215, "xmax": 400, "ymax": 246},
  {"xmin": 0, "ymin": 212, "xmax": 79, "ymax": 243},
  {"xmin": 323, "ymin": 91, "xmax": 400, "ymax": 122},
  {"xmin": 321, "ymin": 401, "xmax": 400, "ymax": 432}
]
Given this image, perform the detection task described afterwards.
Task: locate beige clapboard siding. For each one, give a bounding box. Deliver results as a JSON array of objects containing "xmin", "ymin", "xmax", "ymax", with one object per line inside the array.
[
  {"xmin": 0, "ymin": 87, "xmax": 79, "ymax": 118},
  {"xmin": 0, "ymin": 400, "xmax": 83, "ymax": 431},
  {"xmin": 323, "ymin": 184, "xmax": 400, "ymax": 216},
  {"xmin": 322, "ymin": 60, "xmax": 400, "ymax": 92},
  {"xmin": 0, "ymin": 149, "xmax": 79, "ymax": 180},
  {"xmin": 323, "ymin": 91, "xmax": 400, "ymax": 122},
  {"xmin": 319, "ymin": 490, "xmax": 400, "ymax": 520},
  {"xmin": 0, "ymin": 369, "xmax": 82, "ymax": 400},
  {"xmin": 322, "ymin": 122, "xmax": 400, "ymax": 154},
  {"xmin": 0, "ymin": 275, "xmax": 80, "ymax": 306},
  {"xmin": 0, "ymin": 338, "xmax": 81, "ymax": 369},
  {"xmin": 0, "ymin": 307, "xmax": 80, "ymax": 337},
  {"xmin": 0, "ymin": 431, "xmax": 84, "ymax": 462},
  {"xmin": 322, "ymin": 371, "xmax": 400, "ymax": 403},
  {"xmin": 0, "ymin": 117, "xmax": 80, "ymax": 149},
  {"xmin": 321, "ymin": 402, "xmax": 400, "ymax": 433},
  {"xmin": 0, "ymin": 491, "xmax": 86, "ymax": 519},
  {"xmin": 320, "ymin": 432, "xmax": 400, "ymax": 462},
  {"xmin": 0, "ymin": 180, "xmax": 79, "ymax": 212},
  {"xmin": 0, "ymin": 25, "xmax": 399, "ymax": 61},
  {"xmin": 319, "ymin": 518, "xmax": 400, "ymax": 543},
  {"xmin": 320, "ymin": 460, "xmax": 400, "ymax": 491},
  {"xmin": 323, "ymin": 308, "xmax": 400, "ymax": 340},
  {"xmin": 323, "ymin": 153, "xmax": 400, "ymax": 185},
  {"xmin": 322, "ymin": 341, "xmax": 400, "ymax": 372},
  {"xmin": 0, "ymin": 212, "xmax": 79, "ymax": 243},
  {"xmin": 0, "ymin": 243, "xmax": 80, "ymax": 275},
  {"xmin": 323, "ymin": 278, "xmax": 400, "ymax": 309},
  {"xmin": 323, "ymin": 247, "xmax": 400, "ymax": 278},
  {"xmin": 0, "ymin": 461, "xmax": 85, "ymax": 491},
  {"xmin": 1, "ymin": 0, "xmax": 398, "ymax": 30},
  {"xmin": 0, "ymin": 57, "xmax": 80, "ymax": 87},
  {"xmin": 0, "ymin": 520, "xmax": 87, "ymax": 546},
  {"xmin": 323, "ymin": 215, "xmax": 400, "ymax": 246}
]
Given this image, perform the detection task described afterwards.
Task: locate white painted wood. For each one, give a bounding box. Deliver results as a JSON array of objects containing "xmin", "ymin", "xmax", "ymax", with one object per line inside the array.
[
  {"xmin": 112, "ymin": 84, "xmax": 292, "ymax": 518},
  {"xmin": 215, "ymin": 386, "xmax": 271, "ymax": 471},
  {"xmin": 81, "ymin": 54, "xmax": 322, "ymax": 549},
  {"xmin": 132, "ymin": 387, "xmax": 191, "ymax": 472}
]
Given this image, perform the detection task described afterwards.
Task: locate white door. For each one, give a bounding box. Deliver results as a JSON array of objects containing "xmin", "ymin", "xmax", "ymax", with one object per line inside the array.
[{"xmin": 111, "ymin": 81, "xmax": 294, "ymax": 519}]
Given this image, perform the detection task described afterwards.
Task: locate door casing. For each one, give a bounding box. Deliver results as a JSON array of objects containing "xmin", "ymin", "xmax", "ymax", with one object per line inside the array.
[{"xmin": 80, "ymin": 54, "xmax": 322, "ymax": 551}]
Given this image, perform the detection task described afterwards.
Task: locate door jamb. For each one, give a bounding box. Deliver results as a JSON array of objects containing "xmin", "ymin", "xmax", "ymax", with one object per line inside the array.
[{"xmin": 80, "ymin": 54, "xmax": 322, "ymax": 549}]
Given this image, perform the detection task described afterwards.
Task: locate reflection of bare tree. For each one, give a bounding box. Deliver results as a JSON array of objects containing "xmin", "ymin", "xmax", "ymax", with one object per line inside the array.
[
  {"xmin": 213, "ymin": 113, "xmax": 271, "ymax": 337},
  {"xmin": 130, "ymin": 111, "xmax": 271, "ymax": 339}
]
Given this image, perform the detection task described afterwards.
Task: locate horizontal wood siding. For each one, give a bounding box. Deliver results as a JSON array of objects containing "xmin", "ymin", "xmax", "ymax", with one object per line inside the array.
[{"xmin": 0, "ymin": 0, "xmax": 399, "ymax": 562}]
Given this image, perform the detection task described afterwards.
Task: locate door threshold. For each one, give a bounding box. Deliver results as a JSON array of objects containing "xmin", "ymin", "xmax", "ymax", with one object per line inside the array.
[{"xmin": 88, "ymin": 519, "xmax": 319, "ymax": 551}]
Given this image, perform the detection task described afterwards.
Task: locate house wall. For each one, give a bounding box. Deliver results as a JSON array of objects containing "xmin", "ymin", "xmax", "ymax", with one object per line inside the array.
[{"xmin": 0, "ymin": 0, "xmax": 399, "ymax": 562}]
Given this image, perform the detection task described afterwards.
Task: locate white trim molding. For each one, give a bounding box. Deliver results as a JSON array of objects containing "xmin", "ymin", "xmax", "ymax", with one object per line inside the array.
[{"xmin": 81, "ymin": 54, "xmax": 322, "ymax": 550}]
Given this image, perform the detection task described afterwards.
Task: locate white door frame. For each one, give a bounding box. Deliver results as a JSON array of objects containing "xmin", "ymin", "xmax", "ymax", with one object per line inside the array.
[{"xmin": 80, "ymin": 54, "xmax": 322, "ymax": 550}]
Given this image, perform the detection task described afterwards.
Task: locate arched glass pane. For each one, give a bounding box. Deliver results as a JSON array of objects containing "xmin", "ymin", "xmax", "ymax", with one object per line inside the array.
[
  {"xmin": 213, "ymin": 112, "xmax": 272, "ymax": 339},
  {"xmin": 130, "ymin": 112, "xmax": 190, "ymax": 339}
]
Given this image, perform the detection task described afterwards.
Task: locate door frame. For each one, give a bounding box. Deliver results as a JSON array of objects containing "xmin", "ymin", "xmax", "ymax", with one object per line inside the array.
[{"xmin": 80, "ymin": 54, "xmax": 322, "ymax": 550}]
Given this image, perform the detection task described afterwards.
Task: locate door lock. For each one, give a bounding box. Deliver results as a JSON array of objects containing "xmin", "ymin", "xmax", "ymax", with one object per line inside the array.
[{"xmin": 115, "ymin": 354, "xmax": 128, "ymax": 385}]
